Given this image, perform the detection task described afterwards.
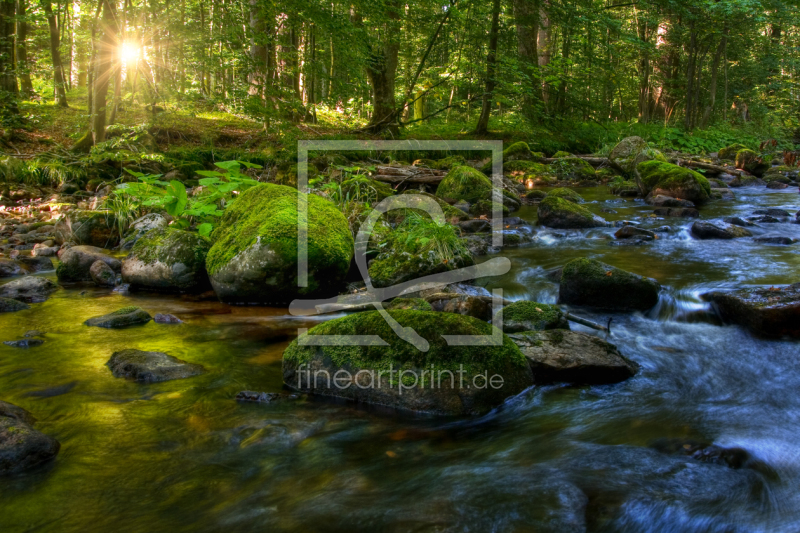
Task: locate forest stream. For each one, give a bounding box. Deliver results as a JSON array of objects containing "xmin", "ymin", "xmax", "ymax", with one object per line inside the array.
[{"xmin": 1, "ymin": 184, "xmax": 799, "ymax": 533}]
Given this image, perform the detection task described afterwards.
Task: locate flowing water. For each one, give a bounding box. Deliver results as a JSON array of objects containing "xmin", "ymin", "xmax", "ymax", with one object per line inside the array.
[{"xmin": 1, "ymin": 186, "xmax": 799, "ymax": 532}]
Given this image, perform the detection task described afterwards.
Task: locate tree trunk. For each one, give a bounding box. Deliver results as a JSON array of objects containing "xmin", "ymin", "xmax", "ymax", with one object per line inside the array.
[
  {"xmin": 15, "ymin": 0, "xmax": 33, "ymax": 96},
  {"xmin": 701, "ymin": 30, "xmax": 727, "ymax": 128},
  {"xmin": 41, "ymin": 0, "xmax": 68, "ymax": 106},
  {"xmin": 363, "ymin": 3, "xmax": 400, "ymax": 131},
  {"xmin": 537, "ymin": 0, "xmax": 552, "ymax": 108},
  {"xmin": 514, "ymin": 0, "xmax": 539, "ymax": 121},
  {"xmin": 474, "ymin": 0, "xmax": 501, "ymax": 135},
  {"xmin": 683, "ymin": 25, "xmax": 697, "ymax": 130},
  {"xmin": 248, "ymin": 0, "xmax": 267, "ymax": 97},
  {"xmin": 92, "ymin": 0, "xmax": 116, "ymax": 144},
  {"xmin": 0, "ymin": 0, "xmax": 17, "ymax": 109},
  {"xmin": 108, "ymin": 0, "xmax": 127, "ymax": 125}
]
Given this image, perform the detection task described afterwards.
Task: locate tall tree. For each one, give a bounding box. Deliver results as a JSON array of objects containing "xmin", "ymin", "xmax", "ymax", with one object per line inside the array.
[
  {"xmin": 15, "ymin": 0, "xmax": 33, "ymax": 96},
  {"xmin": 0, "ymin": 0, "xmax": 16, "ymax": 108},
  {"xmin": 474, "ymin": 0, "xmax": 500, "ymax": 134}
]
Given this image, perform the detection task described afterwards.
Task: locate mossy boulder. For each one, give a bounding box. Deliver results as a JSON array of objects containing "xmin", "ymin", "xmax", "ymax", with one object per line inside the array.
[
  {"xmin": 546, "ymin": 188, "xmax": 584, "ymax": 204},
  {"xmin": 368, "ymin": 224, "xmax": 473, "ymax": 289},
  {"xmin": 120, "ymin": 213, "xmax": 170, "ymax": 251},
  {"xmin": 559, "ymin": 258, "xmax": 661, "ymax": 311},
  {"xmin": 552, "ymin": 151, "xmax": 572, "ymax": 159},
  {"xmin": 609, "ymin": 179, "xmax": 639, "ymax": 197},
  {"xmin": 497, "ymin": 301, "xmax": 569, "ymax": 333},
  {"xmin": 432, "ymin": 155, "xmax": 467, "ymax": 169},
  {"xmin": 609, "ymin": 136, "xmax": 666, "ymax": 175},
  {"xmin": 53, "ymin": 210, "xmax": 119, "ymax": 248},
  {"xmin": 340, "ymin": 176, "xmax": 396, "ymax": 202},
  {"xmin": 470, "ymin": 199, "xmax": 510, "ymax": 218},
  {"xmin": 551, "ymin": 157, "xmax": 596, "ymax": 181},
  {"xmin": 399, "ymin": 190, "xmax": 470, "ymax": 223},
  {"xmin": 537, "ymin": 196, "xmax": 608, "ymax": 229},
  {"xmin": 525, "ymin": 189, "xmax": 548, "ymax": 200},
  {"xmin": 106, "ymin": 349, "xmax": 205, "ymax": 383},
  {"xmin": 56, "ymin": 245, "xmax": 121, "ymax": 282},
  {"xmin": 122, "ymin": 227, "xmax": 211, "ymax": 293},
  {"xmin": 0, "ymin": 298, "xmax": 30, "ymax": 313},
  {"xmin": 729, "ymin": 175, "xmax": 765, "ymax": 188},
  {"xmin": 282, "ymin": 310, "xmax": 534, "ymax": 415},
  {"xmin": 206, "ymin": 183, "xmax": 354, "ymax": 305},
  {"xmin": 85, "ymin": 306, "xmax": 153, "ymax": 328},
  {"xmin": 734, "ymin": 149, "xmax": 769, "ymax": 177},
  {"xmin": 0, "ymin": 401, "xmax": 61, "ymax": 475},
  {"xmin": 718, "ymin": 143, "xmax": 748, "ymax": 160},
  {"xmin": 503, "ymin": 160, "xmax": 551, "ymax": 177},
  {"xmin": 503, "ymin": 142, "xmax": 533, "ymax": 161},
  {"xmin": 637, "ymin": 160, "xmax": 711, "ymax": 204},
  {"xmin": 387, "ymin": 298, "xmax": 433, "ymax": 311},
  {"xmin": 436, "ymin": 166, "xmax": 493, "ymax": 203}
]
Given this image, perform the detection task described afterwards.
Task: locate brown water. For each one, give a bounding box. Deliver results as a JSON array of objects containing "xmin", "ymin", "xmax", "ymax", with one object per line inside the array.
[{"xmin": 1, "ymin": 185, "xmax": 799, "ymax": 532}]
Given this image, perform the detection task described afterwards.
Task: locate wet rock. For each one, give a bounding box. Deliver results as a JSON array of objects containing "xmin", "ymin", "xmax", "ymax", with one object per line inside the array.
[
  {"xmin": 509, "ymin": 329, "xmax": 638, "ymax": 384},
  {"xmin": 753, "ymin": 208, "xmax": 791, "ymax": 217},
  {"xmin": 56, "ymin": 245, "xmax": 121, "ymax": 282},
  {"xmin": 559, "ymin": 258, "xmax": 661, "ymax": 311},
  {"xmin": 723, "ymin": 216, "xmax": 754, "ymax": 227},
  {"xmin": 119, "ymin": 213, "xmax": 171, "ymax": 251},
  {"xmin": 537, "ymin": 196, "xmax": 608, "ymax": 229},
  {"xmin": 497, "ymin": 301, "xmax": 569, "ymax": 332},
  {"xmin": 282, "ymin": 310, "xmax": 533, "ymax": 415},
  {"xmin": 0, "ymin": 298, "xmax": 30, "ymax": 313},
  {"xmin": 711, "ymin": 188, "xmax": 736, "ymax": 200},
  {"xmin": 608, "ymin": 136, "xmax": 666, "ymax": 175},
  {"xmin": 456, "ymin": 219, "xmax": 491, "ymax": 233},
  {"xmin": 23, "ymin": 330, "xmax": 44, "ymax": 337},
  {"xmin": 747, "ymin": 215, "xmax": 781, "ymax": 224},
  {"xmin": 654, "ymin": 225, "xmax": 672, "ymax": 232},
  {"xmin": 729, "ymin": 175, "xmax": 765, "ymax": 188},
  {"xmin": 154, "ymin": 313, "xmax": 183, "ymax": 324},
  {"xmin": 644, "ymin": 194, "xmax": 695, "ymax": 208},
  {"xmin": 122, "ymin": 227, "xmax": 211, "ymax": 293},
  {"xmin": 90, "ymin": 260, "xmax": 117, "ymax": 287},
  {"xmin": 53, "ymin": 209, "xmax": 119, "ymax": 247},
  {"xmin": 0, "ymin": 276, "xmax": 59, "ymax": 303},
  {"xmin": 16, "ymin": 256, "xmax": 54, "ymax": 273},
  {"xmin": 717, "ymin": 143, "xmax": 748, "ymax": 160},
  {"xmin": 106, "ymin": 349, "xmax": 205, "ymax": 383},
  {"xmin": 31, "ymin": 244, "xmax": 58, "ymax": 257},
  {"xmin": 734, "ymin": 149, "xmax": 769, "ymax": 177},
  {"xmin": 0, "ymin": 258, "xmax": 23, "ymax": 277},
  {"xmin": 766, "ymin": 181, "xmax": 788, "ymax": 189},
  {"xmin": 426, "ymin": 293, "xmax": 493, "ymax": 321},
  {"xmin": 649, "ymin": 438, "xmax": 776, "ymax": 477},
  {"xmin": 691, "ymin": 220, "xmax": 753, "ymax": 239},
  {"xmin": 235, "ymin": 391, "xmax": 300, "ymax": 403},
  {"xmin": 703, "ymin": 283, "xmax": 800, "ymax": 338},
  {"xmin": 0, "ymin": 401, "xmax": 60, "ymax": 475},
  {"xmin": 637, "ymin": 161, "xmax": 711, "ymax": 203},
  {"xmin": 609, "ymin": 238, "xmax": 651, "ymax": 247},
  {"xmin": 653, "ymin": 207, "xmax": 699, "ymax": 218},
  {"xmin": 614, "ymin": 226, "xmax": 656, "ymax": 240},
  {"xmin": 754, "ymin": 234, "xmax": 796, "ymax": 245},
  {"xmin": 84, "ymin": 306, "xmax": 152, "ymax": 328},
  {"xmin": 3, "ymin": 339, "xmax": 44, "ymax": 348}
]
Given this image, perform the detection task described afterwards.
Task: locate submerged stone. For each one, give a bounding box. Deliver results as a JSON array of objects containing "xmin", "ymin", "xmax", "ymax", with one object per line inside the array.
[
  {"xmin": 84, "ymin": 306, "xmax": 152, "ymax": 328},
  {"xmin": 56, "ymin": 245, "xmax": 121, "ymax": 282},
  {"xmin": 0, "ymin": 276, "xmax": 59, "ymax": 303},
  {"xmin": 0, "ymin": 298, "xmax": 30, "ymax": 313},
  {"xmin": 235, "ymin": 391, "xmax": 300, "ymax": 403},
  {"xmin": 106, "ymin": 349, "xmax": 205, "ymax": 383},
  {"xmin": 0, "ymin": 401, "xmax": 60, "ymax": 475},
  {"xmin": 3, "ymin": 339, "xmax": 44, "ymax": 348}
]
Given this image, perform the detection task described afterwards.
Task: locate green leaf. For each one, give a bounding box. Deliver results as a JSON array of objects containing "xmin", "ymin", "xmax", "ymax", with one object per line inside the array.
[{"xmin": 197, "ymin": 223, "xmax": 213, "ymax": 237}]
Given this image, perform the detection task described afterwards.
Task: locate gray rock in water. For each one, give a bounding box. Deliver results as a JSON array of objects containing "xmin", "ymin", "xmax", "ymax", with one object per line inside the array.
[
  {"xmin": 723, "ymin": 216, "xmax": 754, "ymax": 227},
  {"xmin": 0, "ymin": 298, "xmax": 30, "ymax": 313},
  {"xmin": 32, "ymin": 244, "xmax": 58, "ymax": 257},
  {"xmin": 0, "ymin": 276, "xmax": 59, "ymax": 303},
  {"xmin": 16, "ymin": 256, "xmax": 54, "ymax": 272},
  {"xmin": 754, "ymin": 234, "xmax": 796, "ymax": 245},
  {"xmin": 537, "ymin": 196, "xmax": 608, "ymax": 229},
  {"xmin": 3, "ymin": 339, "xmax": 44, "ymax": 348},
  {"xmin": 456, "ymin": 219, "xmax": 491, "ymax": 233},
  {"xmin": 84, "ymin": 307, "xmax": 152, "ymax": 328},
  {"xmin": 235, "ymin": 391, "xmax": 300, "ymax": 403},
  {"xmin": 89, "ymin": 260, "xmax": 116, "ymax": 287},
  {"xmin": 753, "ymin": 208, "xmax": 790, "ymax": 217},
  {"xmin": 691, "ymin": 220, "xmax": 753, "ymax": 239},
  {"xmin": 53, "ymin": 210, "xmax": 118, "ymax": 248},
  {"xmin": 106, "ymin": 349, "xmax": 205, "ymax": 383},
  {"xmin": 497, "ymin": 301, "xmax": 569, "ymax": 333},
  {"xmin": 645, "ymin": 194, "xmax": 695, "ymax": 208},
  {"xmin": 119, "ymin": 213, "xmax": 170, "ymax": 250},
  {"xmin": 0, "ymin": 258, "xmax": 23, "ymax": 278},
  {"xmin": 614, "ymin": 226, "xmax": 656, "ymax": 240},
  {"xmin": 509, "ymin": 329, "xmax": 639, "ymax": 384},
  {"xmin": 0, "ymin": 401, "xmax": 61, "ymax": 475},
  {"xmin": 703, "ymin": 283, "xmax": 800, "ymax": 338},
  {"xmin": 748, "ymin": 215, "xmax": 781, "ymax": 224},
  {"xmin": 56, "ymin": 245, "xmax": 121, "ymax": 282},
  {"xmin": 653, "ymin": 207, "xmax": 699, "ymax": 218},
  {"xmin": 154, "ymin": 313, "xmax": 182, "ymax": 324},
  {"xmin": 767, "ymin": 181, "xmax": 788, "ymax": 189},
  {"xmin": 559, "ymin": 258, "xmax": 661, "ymax": 311}
]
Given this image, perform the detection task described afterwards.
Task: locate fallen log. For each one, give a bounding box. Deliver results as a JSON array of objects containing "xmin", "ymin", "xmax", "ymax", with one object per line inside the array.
[
  {"xmin": 564, "ymin": 312, "xmax": 611, "ymax": 333},
  {"xmin": 541, "ymin": 156, "xmax": 611, "ymax": 167},
  {"xmin": 373, "ymin": 165, "xmax": 447, "ymax": 184},
  {"xmin": 676, "ymin": 160, "xmax": 745, "ymax": 177}
]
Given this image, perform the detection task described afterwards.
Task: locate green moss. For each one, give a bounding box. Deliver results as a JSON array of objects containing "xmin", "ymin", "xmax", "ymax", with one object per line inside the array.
[
  {"xmin": 546, "ymin": 187, "xmax": 584, "ymax": 204},
  {"xmin": 284, "ymin": 310, "xmax": 527, "ymax": 381},
  {"xmin": 550, "ymin": 157, "xmax": 596, "ymax": 181},
  {"xmin": 718, "ymin": 143, "xmax": 748, "ymax": 160},
  {"xmin": 503, "ymin": 142, "xmax": 532, "ymax": 161},
  {"xmin": 387, "ymin": 298, "xmax": 433, "ymax": 311},
  {"xmin": 132, "ymin": 227, "xmax": 210, "ymax": 267},
  {"xmin": 552, "ymin": 151, "xmax": 572, "ymax": 158},
  {"xmin": 609, "ymin": 179, "xmax": 638, "ymax": 196},
  {"xmin": 503, "ymin": 160, "xmax": 551, "ymax": 175},
  {"xmin": 436, "ymin": 165, "xmax": 493, "ymax": 203},
  {"xmin": 206, "ymin": 184, "xmax": 354, "ymax": 280},
  {"xmin": 637, "ymin": 160, "xmax": 711, "ymax": 202},
  {"xmin": 340, "ymin": 176, "xmax": 395, "ymax": 201},
  {"xmin": 397, "ymin": 190, "xmax": 470, "ymax": 223},
  {"xmin": 432, "ymin": 155, "xmax": 467, "ymax": 169},
  {"xmin": 525, "ymin": 189, "xmax": 548, "ymax": 200},
  {"xmin": 501, "ymin": 301, "xmax": 564, "ymax": 330},
  {"xmin": 734, "ymin": 149, "xmax": 769, "ymax": 177},
  {"xmin": 538, "ymin": 196, "xmax": 596, "ymax": 221}
]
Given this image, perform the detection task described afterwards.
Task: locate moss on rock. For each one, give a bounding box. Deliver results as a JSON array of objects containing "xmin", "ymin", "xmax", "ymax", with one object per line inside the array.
[
  {"xmin": 559, "ymin": 257, "xmax": 660, "ymax": 311},
  {"xmin": 718, "ymin": 143, "xmax": 748, "ymax": 160},
  {"xmin": 546, "ymin": 188, "xmax": 584, "ymax": 204},
  {"xmin": 609, "ymin": 136, "xmax": 666, "ymax": 175},
  {"xmin": 122, "ymin": 227, "xmax": 211, "ymax": 292},
  {"xmin": 734, "ymin": 149, "xmax": 769, "ymax": 177},
  {"xmin": 340, "ymin": 176, "xmax": 396, "ymax": 201},
  {"xmin": 637, "ymin": 160, "xmax": 711, "ymax": 203},
  {"xmin": 436, "ymin": 165, "xmax": 493, "ymax": 203},
  {"xmin": 498, "ymin": 301, "xmax": 569, "ymax": 333},
  {"xmin": 537, "ymin": 196, "xmax": 607, "ymax": 229},
  {"xmin": 206, "ymin": 183, "xmax": 354, "ymax": 304},
  {"xmin": 503, "ymin": 142, "xmax": 532, "ymax": 161},
  {"xmin": 387, "ymin": 298, "xmax": 433, "ymax": 311},
  {"xmin": 550, "ymin": 157, "xmax": 597, "ymax": 181}
]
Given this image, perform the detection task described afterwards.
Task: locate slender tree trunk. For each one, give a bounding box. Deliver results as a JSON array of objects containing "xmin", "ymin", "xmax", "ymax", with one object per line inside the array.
[
  {"xmin": 0, "ymin": 0, "xmax": 18, "ymax": 110},
  {"xmin": 701, "ymin": 30, "xmax": 727, "ymax": 128},
  {"xmin": 537, "ymin": 0, "xmax": 552, "ymax": 108},
  {"xmin": 248, "ymin": 0, "xmax": 266, "ymax": 97},
  {"xmin": 363, "ymin": 2, "xmax": 400, "ymax": 131},
  {"xmin": 684, "ymin": 25, "xmax": 697, "ymax": 130},
  {"xmin": 15, "ymin": 0, "xmax": 32, "ymax": 96},
  {"xmin": 514, "ymin": 0, "xmax": 539, "ymax": 121},
  {"xmin": 474, "ymin": 0, "xmax": 500, "ymax": 135},
  {"xmin": 108, "ymin": 0, "xmax": 127, "ymax": 125},
  {"xmin": 92, "ymin": 0, "xmax": 116, "ymax": 144},
  {"xmin": 41, "ymin": 0, "xmax": 68, "ymax": 106}
]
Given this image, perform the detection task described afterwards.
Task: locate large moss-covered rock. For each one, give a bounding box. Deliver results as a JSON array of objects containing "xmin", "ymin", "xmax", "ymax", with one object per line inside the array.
[
  {"xmin": 735, "ymin": 149, "xmax": 769, "ymax": 177},
  {"xmin": 559, "ymin": 258, "xmax": 661, "ymax": 311},
  {"xmin": 399, "ymin": 190, "xmax": 470, "ymax": 223},
  {"xmin": 53, "ymin": 210, "xmax": 119, "ymax": 247},
  {"xmin": 122, "ymin": 227, "xmax": 211, "ymax": 293},
  {"xmin": 503, "ymin": 142, "xmax": 533, "ymax": 161},
  {"xmin": 703, "ymin": 283, "xmax": 800, "ymax": 338},
  {"xmin": 537, "ymin": 196, "xmax": 608, "ymax": 229},
  {"xmin": 282, "ymin": 310, "xmax": 533, "ymax": 415},
  {"xmin": 436, "ymin": 166, "xmax": 493, "ymax": 203},
  {"xmin": 0, "ymin": 401, "xmax": 61, "ymax": 475},
  {"xmin": 497, "ymin": 301, "xmax": 569, "ymax": 333},
  {"xmin": 119, "ymin": 213, "xmax": 170, "ymax": 250},
  {"xmin": 718, "ymin": 143, "xmax": 748, "ymax": 160},
  {"xmin": 206, "ymin": 183, "xmax": 354, "ymax": 304},
  {"xmin": 637, "ymin": 160, "xmax": 711, "ymax": 204},
  {"xmin": 550, "ymin": 157, "xmax": 597, "ymax": 181},
  {"xmin": 509, "ymin": 330, "xmax": 639, "ymax": 385},
  {"xmin": 609, "ymin": 136, "xmax": 666, "ymax": 175},
  {"xmin": 56, "ymin": 245, "xmax": 121, "ymax": 282},
  {"xmin": 546, "ymin": 188, "xmax": 584, "ymax": 204}
]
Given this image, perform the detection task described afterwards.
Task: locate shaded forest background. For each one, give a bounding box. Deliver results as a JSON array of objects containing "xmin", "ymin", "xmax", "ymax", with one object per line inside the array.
[{"xmin": 1, "ymin": 0, "xmax": 799, "ymax": 154}]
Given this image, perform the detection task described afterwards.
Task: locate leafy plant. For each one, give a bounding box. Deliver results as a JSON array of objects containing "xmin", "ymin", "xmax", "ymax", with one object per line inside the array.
[{"xmin": 399, "ymin": 211, "xmax": 470, "ymax": 266}]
